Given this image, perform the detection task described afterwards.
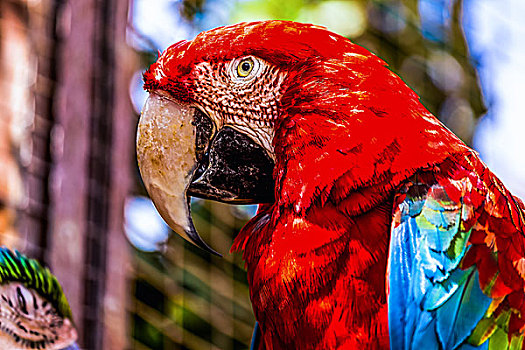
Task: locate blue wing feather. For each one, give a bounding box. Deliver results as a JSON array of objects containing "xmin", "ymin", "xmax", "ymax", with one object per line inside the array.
[{"xmin": 388, "ymin": 181, "xmax": 492, "ymax": 350}]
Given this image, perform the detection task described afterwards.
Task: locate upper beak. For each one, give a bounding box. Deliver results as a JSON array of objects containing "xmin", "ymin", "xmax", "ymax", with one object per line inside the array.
[
  {"xmin": 137, "ymin": 92, "xmax": 275, "ymax": 255},
  {"xmin": 136, "ymin": 93, "xmax": 220, "ymax": 256}
]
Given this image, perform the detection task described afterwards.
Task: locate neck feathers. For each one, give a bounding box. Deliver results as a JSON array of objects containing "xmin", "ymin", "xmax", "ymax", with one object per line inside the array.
[{"xmin": 272, "ymin": 56, "xmax": 470, "ymax": 215}]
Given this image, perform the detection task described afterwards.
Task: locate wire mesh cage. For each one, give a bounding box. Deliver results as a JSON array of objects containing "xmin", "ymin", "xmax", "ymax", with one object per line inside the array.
[{"xmin": 130, "ymin": 201, "xmax": 255, "ymax": 349}]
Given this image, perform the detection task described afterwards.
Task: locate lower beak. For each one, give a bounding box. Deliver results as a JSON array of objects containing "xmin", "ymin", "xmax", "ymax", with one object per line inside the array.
[{"xmin": 136, "ymin": 93, "xmax": 220, "ymax": 256}]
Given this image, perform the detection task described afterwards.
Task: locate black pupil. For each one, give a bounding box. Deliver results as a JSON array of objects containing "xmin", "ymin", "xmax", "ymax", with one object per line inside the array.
[{"xmin": 241, "ymin": 61, "xmax": 252, "ymax": 72}]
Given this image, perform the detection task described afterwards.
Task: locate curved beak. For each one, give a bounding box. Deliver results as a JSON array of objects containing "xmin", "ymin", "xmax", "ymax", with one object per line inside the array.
[
  {"xmin": 137, "ymin": 92, "xmax": 275, "ymax": 256},
  {"xmin": 136, "ymin": 93, "xmax": 220, "ymax": 256}
]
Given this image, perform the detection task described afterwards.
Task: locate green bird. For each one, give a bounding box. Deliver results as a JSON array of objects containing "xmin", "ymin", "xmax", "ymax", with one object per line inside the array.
[{"xmin": 0, "ymin": 247, "xmax": 78, "ymax": 350}]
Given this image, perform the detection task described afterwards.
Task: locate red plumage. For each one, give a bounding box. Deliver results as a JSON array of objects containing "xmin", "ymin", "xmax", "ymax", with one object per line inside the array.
[{"xmin": 143, "ymin": 21, "xmax": 525, "ymax": 349}]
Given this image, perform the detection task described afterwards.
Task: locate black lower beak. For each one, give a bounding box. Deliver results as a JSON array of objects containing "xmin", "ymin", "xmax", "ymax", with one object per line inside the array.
[{"xmin": 188, "ymin": 126, "xmax": 275, "ymax": 204}]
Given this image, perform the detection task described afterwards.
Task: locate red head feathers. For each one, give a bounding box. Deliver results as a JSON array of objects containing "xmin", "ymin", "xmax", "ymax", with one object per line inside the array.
[{"xmin": 143, "ymin": 20, "xmax": 470, "ymax": 215}]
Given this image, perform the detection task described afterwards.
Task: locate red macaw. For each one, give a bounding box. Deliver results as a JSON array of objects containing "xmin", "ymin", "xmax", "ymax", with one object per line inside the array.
[{"xmin": 136, "ymin": 21, "xmax": 525, "ymax": 349}]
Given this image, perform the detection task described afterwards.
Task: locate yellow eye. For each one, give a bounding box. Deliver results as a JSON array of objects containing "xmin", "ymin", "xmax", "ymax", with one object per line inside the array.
[{"xmin": 237, "ymin": 58, "xmax": 254, "ymax": 77}]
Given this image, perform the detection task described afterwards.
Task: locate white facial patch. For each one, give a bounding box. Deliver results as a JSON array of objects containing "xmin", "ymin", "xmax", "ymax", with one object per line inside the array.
[{"xmin": 192, "ymin": 59, "xmax": 287, "ymax": 160}]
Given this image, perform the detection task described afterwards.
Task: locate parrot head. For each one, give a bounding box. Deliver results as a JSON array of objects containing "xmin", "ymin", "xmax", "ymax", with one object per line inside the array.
[
  {"xmin": 0, "ymin": 247, "xmax": 77, "ymax": 350},
  {"xmin": 137, "ymin": 21, "xmax": 466, "ymax": 255}
]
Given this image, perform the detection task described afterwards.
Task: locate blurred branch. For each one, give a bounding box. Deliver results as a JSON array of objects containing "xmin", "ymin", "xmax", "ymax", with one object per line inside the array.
[{"xmin": 450, "ymin": 0, "xmax": 487, "ymax": 117}]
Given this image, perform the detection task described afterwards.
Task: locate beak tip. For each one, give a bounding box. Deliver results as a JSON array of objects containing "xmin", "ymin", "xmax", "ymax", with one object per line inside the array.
[{"xmin": 186, "ymin": 226, "xmax": 223, "ymax": 257}]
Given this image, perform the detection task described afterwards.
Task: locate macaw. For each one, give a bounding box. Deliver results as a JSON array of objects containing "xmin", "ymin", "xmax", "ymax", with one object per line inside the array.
[
  {"xmin": 136, "ymin": 21, "xmax": 525, "ymax": 349},
  {"xmin": 0, "ymin": 247, "xmax": 78, "ymax": 350}
]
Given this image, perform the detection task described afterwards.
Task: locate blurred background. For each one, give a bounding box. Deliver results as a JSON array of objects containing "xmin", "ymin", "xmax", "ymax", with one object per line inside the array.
[{"xmin": 0, "ymin": 0, "xmax": 523, "ymax": 349}]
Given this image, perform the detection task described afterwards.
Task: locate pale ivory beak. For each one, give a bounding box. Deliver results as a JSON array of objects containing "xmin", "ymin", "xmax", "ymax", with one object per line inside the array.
[{"xmin": 136, "ymin": 93, "xmax": 220, "ymax": 256}]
